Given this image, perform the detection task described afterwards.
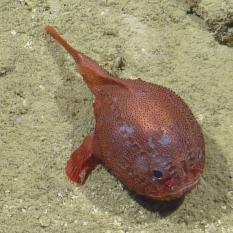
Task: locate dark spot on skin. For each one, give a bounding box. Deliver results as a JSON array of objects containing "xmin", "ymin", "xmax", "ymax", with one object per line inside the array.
[{"xmin": 153, "ymin": 170, "xmax": 163, "ymax": 179}]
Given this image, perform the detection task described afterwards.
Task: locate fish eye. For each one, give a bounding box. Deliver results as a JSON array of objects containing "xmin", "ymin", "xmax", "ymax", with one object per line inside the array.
[{"xmin": 153, "ymin": 170, "xmax": 163, "ymax": 179}]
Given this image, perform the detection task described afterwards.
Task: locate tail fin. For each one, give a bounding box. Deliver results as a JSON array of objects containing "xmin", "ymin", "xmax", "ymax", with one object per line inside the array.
[{"xmin": 45, "ymin": 26, "xmax": 127, "ymax": 94}]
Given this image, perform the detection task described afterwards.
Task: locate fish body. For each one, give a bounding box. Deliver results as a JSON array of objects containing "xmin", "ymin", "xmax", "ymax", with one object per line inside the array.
[{"xmin": 45, "ymin": 26, "xmax": 205, "ymax": 200}]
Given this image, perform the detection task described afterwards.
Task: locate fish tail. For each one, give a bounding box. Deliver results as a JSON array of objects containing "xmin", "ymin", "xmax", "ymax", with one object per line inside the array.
[{"xmin": 45, "ymin": 25, "xmax": 128, "ymax": 94}]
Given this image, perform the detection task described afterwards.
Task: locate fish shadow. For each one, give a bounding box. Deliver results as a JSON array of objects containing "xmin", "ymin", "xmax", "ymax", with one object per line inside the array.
[
  {"xmin": 46, "ymin": 36, "xmax": 232, "ymax": 223},
  {"xmin": 129, "ymin": 193, "xmax": 184, "ymax": 216}
]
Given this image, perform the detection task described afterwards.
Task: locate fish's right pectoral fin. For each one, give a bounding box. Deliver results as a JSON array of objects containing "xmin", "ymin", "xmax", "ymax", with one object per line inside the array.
[{"xmin": 65, "ymin": 134, "xmax": 97, "ymax": 184}]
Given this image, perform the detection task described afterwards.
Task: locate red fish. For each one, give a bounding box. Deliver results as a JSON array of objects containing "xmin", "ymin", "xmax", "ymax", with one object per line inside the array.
[{"xmin": 45, "ymin": 26, "xmax": 205, "ymax": 200}]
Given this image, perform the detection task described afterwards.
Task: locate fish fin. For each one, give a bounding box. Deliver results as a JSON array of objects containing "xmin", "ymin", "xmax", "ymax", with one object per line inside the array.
[
  {"xmin": 65, "ymin": 134, "xmax": 96, "ymax": 184},
  {"xmin": 45, "ymin": 25, "xmax": 128, "ymax": 94},
  {"xmin": 74, "ymin": 53, "xmax": 128, "ymax": 93}
]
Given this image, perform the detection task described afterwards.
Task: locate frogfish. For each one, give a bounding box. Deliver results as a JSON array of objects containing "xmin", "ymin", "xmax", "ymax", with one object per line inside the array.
[{"xmin": 45, "ymin": 26, "xmax": 205, "ymax": 201}]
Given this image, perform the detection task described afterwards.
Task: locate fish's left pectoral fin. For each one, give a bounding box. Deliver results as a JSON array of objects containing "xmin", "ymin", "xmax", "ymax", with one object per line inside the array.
[{"xmin": 65, "ymin": 134, "xmax": 97, "ymax": 184}]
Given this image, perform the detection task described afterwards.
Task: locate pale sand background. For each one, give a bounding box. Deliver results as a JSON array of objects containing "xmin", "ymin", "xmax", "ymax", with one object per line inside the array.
[{"xmin": 0, "ymin": 0, "xmax": 233, "ymax": 232}]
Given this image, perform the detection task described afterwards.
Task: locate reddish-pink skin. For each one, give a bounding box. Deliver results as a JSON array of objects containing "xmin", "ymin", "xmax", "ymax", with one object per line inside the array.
[{"xmin": 45, "ymin": 26, "xmax": 205, "ymax": 201}]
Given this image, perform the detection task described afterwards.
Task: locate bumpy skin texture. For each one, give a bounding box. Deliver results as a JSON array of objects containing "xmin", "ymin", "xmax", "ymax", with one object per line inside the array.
[
  {"xmin": 46, "ymin": 26, "xmax": 205, "ymax": 201},
  {"xmin": 93, "ymin": 81, "xmax": 205, "ymax": 200}
]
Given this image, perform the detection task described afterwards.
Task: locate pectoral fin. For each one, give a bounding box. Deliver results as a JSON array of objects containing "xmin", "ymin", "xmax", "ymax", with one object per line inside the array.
[{"xmin": 65, "ymin": 134, "xmax": 97, "ymax": 184}]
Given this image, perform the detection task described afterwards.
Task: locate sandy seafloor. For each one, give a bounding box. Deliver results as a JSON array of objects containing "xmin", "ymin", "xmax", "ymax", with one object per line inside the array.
[{"xmin": 1, "ymin": 0, "xmax": 233, "ymax": 232}]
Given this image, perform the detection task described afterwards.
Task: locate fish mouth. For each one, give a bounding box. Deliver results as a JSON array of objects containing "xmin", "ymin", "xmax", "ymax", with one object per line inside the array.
[{"xmin": 148, "ymin": 176, "xmax": 201, "ymax": 201}]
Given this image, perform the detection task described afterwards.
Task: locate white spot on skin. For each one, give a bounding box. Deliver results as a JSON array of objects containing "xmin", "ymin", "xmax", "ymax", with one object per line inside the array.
[
  {"xmin": 113, "ymin": 97, "xmax": 118, "ymax": 102},
  {"xmin": 118, "ymin": 124, "xmax": 134, "ymax": 134},
  {"xmin": 159, "ymin": 134, "xmax": 171, "ymax": 146},
  {"xmin": 148, "ymin": 136, "xmax": 156, "ymax": 149}
]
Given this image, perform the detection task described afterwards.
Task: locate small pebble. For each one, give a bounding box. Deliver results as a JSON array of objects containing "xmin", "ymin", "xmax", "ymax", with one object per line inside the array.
[
  {"xmin": 57, "ymin": 192, "xmax": 63, "ymax": 198},
  {"xmin": 103, "ymin": 28, "xmax": 118, "ymax": 36},
  {"xmin": 198, "ymin": 114, "xmax": 204, "ymax": 122},
  {"xmin": 227, "ymin": 190, "xmax": 233, "ymax": 200},
  {"xmin": 25, "ymin": 40, "xmax": 33, "ymax": 49},
  {"xmin": 221, "ymin": 205, "xmax": 227, "ymax": 210},
  {"xmin": 39, "ymin": 85, "xmax": 45, "ymax": 90},
  {"xmin": 114, "ymin": 57, "xmax": 125, "ymax": 70},
  {"xmin": 16, "ymin": 116, "xmax": 22, "ymax": 124},
  {"xmin": 22, "ymin": 99, "xmax": 27, "ymax": 107},
  {"xmin": 11, "ymin": 30, "xmax": 17, "ymax": 36},
  {"xmin": 39, "ymin": 215, "xmax": 51, "ymax": 227}
]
